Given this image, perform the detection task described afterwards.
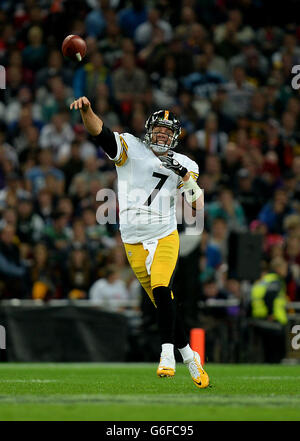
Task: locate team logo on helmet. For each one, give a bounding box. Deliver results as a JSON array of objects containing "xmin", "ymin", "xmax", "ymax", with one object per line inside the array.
[{"xmin": 144, "ymin": 110, "xmax": 182, "ymax": 154}]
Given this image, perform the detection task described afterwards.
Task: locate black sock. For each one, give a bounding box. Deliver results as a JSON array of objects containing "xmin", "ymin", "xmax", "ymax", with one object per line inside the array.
[
  {"xmin": 174, "ymin": 300, "xmax": 189, "ymax": 349},
  {"xmin": 152, "ymin": 286, "xmax": 175, "ymax": 345}
]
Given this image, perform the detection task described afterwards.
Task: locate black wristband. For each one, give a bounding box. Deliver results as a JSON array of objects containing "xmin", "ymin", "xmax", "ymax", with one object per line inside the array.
[{"xmin": 178, "ymin": 165, "xmax": 188, "ymax": 178}]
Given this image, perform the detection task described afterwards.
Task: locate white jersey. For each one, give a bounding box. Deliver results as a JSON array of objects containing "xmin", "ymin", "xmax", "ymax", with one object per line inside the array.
[{"xmin": 107, "ymin": 132, "xmax": 199, "ymax": 244}]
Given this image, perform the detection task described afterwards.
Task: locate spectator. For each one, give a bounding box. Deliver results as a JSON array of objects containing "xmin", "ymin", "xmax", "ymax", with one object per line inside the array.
[
  {"xmin": 85, "ymin": 0, "xmax": 107, "ymax": 38},
  {"xmin": 89, "ymin": 265, "xmax": 130, "ymax": 313},
  {"xmin": 207, "ymin": 188, "xmax": 246, "ymax": 231},
  {"xmin": 9, "ymin": 105, "xmax": 43, "ymax": 153},
  {"xmin": 203, "ymin": 41, "xmax": 229, "ymax": 79},
  {"xmin": 235, "ymin": 168, "xmax": 265, "ymax": 223},
  {"xmin": 99, "ymin": 21, "xmax": 123, "ymax": 69},
  {"xmin": 35, "ymin": 188, "xmax": 54, "ymax": 224},
  {"xmin": 0, "ymin": 125, "xmax": 18, "ymax": 168},
  {"xmin": 112, "ymin": 53, "xmax": 148, "ymax": 111},
  {"xmin": 199, "ymin": 229, "xmax": 222, "ymax": 270},
  {"xmin": 39, "ymin": 112, "xmax": 74, "ymax": 156},
  {"xmin": 40, "ymin": 76, "xmax": 74, "ymax": 123},
  {"xmin": 0, "ymin": 172, "xmax": 26, "ymax": 210},
  {"xmin": 42, "ymin": 210, "xmax": 72, "ymax": 256},
  {"xmin": 0, "ymin": 222, "xmax": 27, "ymax": 299},
  {"xmin": 22, "ymin": 26, "xmax": 47, "ymax": 71},
  {"xmin": 73, "ymin": 51, "xmax": 110, "ymax": 100},
  {"xmin": 69, "ymin": 155, "xmax": 105, "ymax": 196},
  {"xmin": 204, "ymin": 154, "xmax": 223, "ymax": 188},
  {"xmin": 216, "ymin": 21, "xmax": 241, "ymax": 61},
  {"xmin": 250, "ymin": 257, "xmax": 288, "ymax": 362},
  {"xmin": 118, "ymin": 0, "xmax": 148, "ymax": 39},
  {"xmin": 4, "ymin": 66, "xmax": 23, "ymax": 104},
  {"xmin": 215, "ymin": 9, "xmax": 255, "ymax": 45},
  {"xmin": 183, "ymin": 23, "xmax": 207, "ymax": 56},
  {"xmin": 175, "ymin": 6, "xmax": 197, "ymax": 40},
  {"xmin": 35, "ymin": 50, "xmax": 73, "ymax": 89},
  {"xmin": 6, "ymin": 86, "xmax": 42, "ymax": 126},
  {"xmin": 229, "ymin": 42, "xmax": 269, "ymax": 82},
  {"xmin": 247, "ymin": 90, "xmax": 268, "ymax": 141},
  {"xmin": 134, "ymin": 7, "xmax": 172, "ymax": 48},
  {"xmin": 25, "ymin": 148, "xmax": 65, "ymax": 195},
  {"xmin": 195, "ymin": 113, "xmax": 228, "ymax": 155},
  {"xmin": 94, "ymin": 97, "xmax": 120, "ymax": 129},
  {"xmin": 18, "ymin": 125, "xmax": 40, "ymax": 172},
  {"xmin": 208, "ymin": 217, "xmax": 229, "ymax": 262},
  {"xmin": 259, "ymin": 188, "xmax": 294, "ymax": 234},
  {"xmin": 182, "ymin": 54, "xmax": 225, "ymax": 104},
  {"xmin": 16, "ymin": 193, "xmax": 44, "ymax": 244},
  {"xmin": 151, "ymin": 54, "xmax": 179, "ymax": 108},
  {"xmin": 66, "ymin": 247, "xmax": 92, "ymax": 299},
  {"xmin": 198, "ymin": 172, "xmax": 218, "ymax": 204},
  {"xmin": 58, "ymin": 124, "xmax": 96, "ymax": 165},
  {"xmin": 82, "ymin": 206, "xmax": 114, "ymax": 253},
  {"xmin": 223, "ymin": 65, "xmax": 255, "ymax": 118},
  {"xmin": 221, "ymin": 142, "xmax": 243, "ymax": 187},
  {"xmin": 31, "ymin": 243, "xmax": 56, "ymax": 301},
  {"xmin": 56, "ymin": 196, "xmax": 74, "ymax": 225},
  {"xmin": 60, "ymin": 141, "xmax": 84, "ymax": 191}
]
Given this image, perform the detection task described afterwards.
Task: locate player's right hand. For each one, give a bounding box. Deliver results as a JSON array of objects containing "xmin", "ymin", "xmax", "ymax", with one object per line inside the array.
[{"xmin": 70, "ymin": 96, "xmax": 91, "ymax": 112}]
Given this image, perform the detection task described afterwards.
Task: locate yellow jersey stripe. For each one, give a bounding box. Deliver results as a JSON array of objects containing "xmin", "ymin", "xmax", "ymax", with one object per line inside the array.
[
  {"xmin": 177, "ymin": 171, "xmax": 198, "ymax": 188},
  {"xmin": 120, "ymin": 136, "xmax": 128, "ymax": 152},
  {"xmin": 190, "ymin": 172, "xmax": 199, "ymax": 181},
  {"xmin": 115, "ymin": 135, "xmax": 128, "ymax": 167},
  {"xmin": 115, "ymin": 149, "xmax": 128, "ymax": 166}
]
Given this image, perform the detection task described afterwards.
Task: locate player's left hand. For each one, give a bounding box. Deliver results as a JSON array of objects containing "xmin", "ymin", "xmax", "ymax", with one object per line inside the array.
[{"xmin": 159, "ymin": 152, "xmax": 188, "ymax": 178}]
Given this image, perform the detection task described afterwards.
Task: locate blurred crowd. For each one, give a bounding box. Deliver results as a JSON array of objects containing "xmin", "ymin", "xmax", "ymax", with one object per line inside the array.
[{"xmin": 0, "ymin": 0, "xmax": 300, "ymax": 355}]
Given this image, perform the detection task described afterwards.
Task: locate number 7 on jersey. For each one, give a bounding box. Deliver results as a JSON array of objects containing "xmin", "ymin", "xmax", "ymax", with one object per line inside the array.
[{"xmin": 144, "ymin": 172, "xmax": 169, "ymax": 206}]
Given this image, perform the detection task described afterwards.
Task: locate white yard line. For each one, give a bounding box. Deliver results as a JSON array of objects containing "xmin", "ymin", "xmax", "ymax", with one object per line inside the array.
[
  {"xmin": 0, "ymin": 393, "xmax": 300, "ymax": 407},
  {"xmin": 0, "ymin": 379, "xmax": 59, "ymax": 383},
  {"xmin": 239, "ymin": 376, "xmax": 300, "ymax": 380}
]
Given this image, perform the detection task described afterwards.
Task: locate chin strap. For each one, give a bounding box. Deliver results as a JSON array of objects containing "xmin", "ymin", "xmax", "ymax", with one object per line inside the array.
[{"xmin": 183, "ymin": 176, "xmax": 203, "ymax": 204}]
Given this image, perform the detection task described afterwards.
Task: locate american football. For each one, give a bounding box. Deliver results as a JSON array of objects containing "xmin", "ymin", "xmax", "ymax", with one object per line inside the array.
[{"xmin": 61, "ymin": 34, "xmax": 87, "ymax": 62}]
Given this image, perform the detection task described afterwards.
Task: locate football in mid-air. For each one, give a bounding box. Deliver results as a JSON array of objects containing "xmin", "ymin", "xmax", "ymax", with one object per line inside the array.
[{"xmin": 62, "ymin": 35, "xmax": 87, "ymax": 62}]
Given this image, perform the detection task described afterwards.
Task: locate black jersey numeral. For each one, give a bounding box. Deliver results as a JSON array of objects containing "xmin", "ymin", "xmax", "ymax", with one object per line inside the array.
[{"xmin": 144, "ymin": 172, "xmax": 169, "ymax": 206}]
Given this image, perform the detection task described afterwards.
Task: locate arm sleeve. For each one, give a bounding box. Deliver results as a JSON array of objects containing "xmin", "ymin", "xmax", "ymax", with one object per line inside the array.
[
  {"xmin": 93, "ymin": 125, "xmax": 118, "ymax": 158},
  {"xmin": 93, "ymin": 126, "xmax": 128, "ymax": 166}
]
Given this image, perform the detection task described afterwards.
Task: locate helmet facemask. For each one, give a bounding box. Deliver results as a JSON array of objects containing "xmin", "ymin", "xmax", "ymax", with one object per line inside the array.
[{"xmin": 144, "ymin": 111, "xmax": 181, "ymax": 154}]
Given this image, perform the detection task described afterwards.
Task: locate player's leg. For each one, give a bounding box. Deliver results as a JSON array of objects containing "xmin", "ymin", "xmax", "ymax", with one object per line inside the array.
[
  {"xmin": 151, "ymin": 230, "xmax": 179, "ymax": 377},
  {"xmin": 124, "ymin": 242, "xmax": 153, "ymax": 301},
  {"xmin": 151, "ymin": 231, "xmax": 209, "ymax": 387},
  {"xmin": 175, "ymin": 299, "xmax": 209, "ymax": 388}
]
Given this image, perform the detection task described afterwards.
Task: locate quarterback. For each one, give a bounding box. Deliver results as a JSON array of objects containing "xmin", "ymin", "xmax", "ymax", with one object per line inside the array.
[{"xmin": 70, "ymin": 96, "xmax": 209, "ymax": 388}]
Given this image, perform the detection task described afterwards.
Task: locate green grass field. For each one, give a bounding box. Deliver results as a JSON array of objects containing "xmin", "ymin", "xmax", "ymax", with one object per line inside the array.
[{"xmin": 0, "ymin": 363, "xmax": 300, "ymax": 421}]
